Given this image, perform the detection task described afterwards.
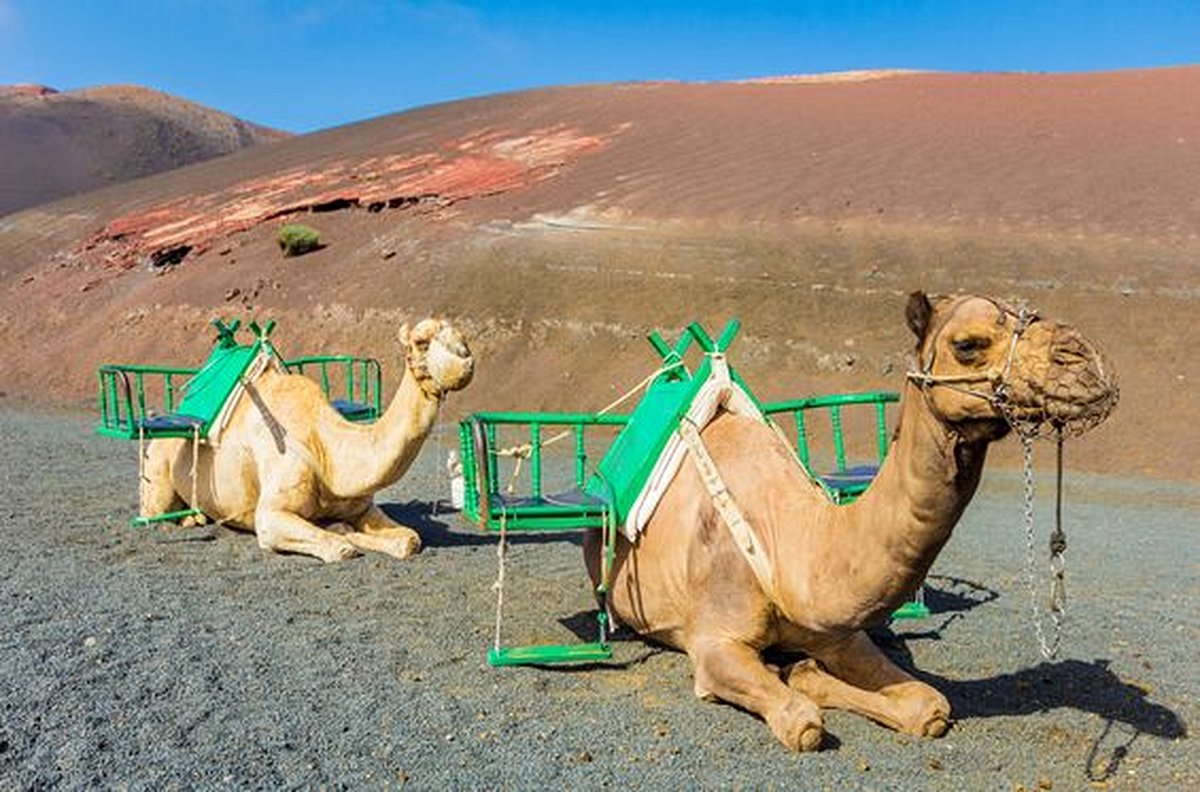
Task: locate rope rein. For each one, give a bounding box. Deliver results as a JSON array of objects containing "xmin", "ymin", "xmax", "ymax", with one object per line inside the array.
[{"xmin": 492, "ymin": 507, "xmax": 509, "ymax": 654}]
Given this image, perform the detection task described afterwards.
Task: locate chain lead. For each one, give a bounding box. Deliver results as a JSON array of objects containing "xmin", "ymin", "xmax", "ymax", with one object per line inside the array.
[{"xmin": 1022, "ymin": 432, "xmax": 1065, "ymax": 660}]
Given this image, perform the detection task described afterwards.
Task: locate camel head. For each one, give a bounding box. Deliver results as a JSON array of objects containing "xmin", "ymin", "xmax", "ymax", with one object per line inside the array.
[
  {"xmin": 906, "ymin": 292, "xmax": 1118, "ymax": 441},
  {"xmin": 401, "ymin": 319, "xmax": 475, "ymax": 398}
]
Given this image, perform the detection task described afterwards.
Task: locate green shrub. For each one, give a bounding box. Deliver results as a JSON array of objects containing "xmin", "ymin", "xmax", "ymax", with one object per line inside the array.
[{"xmin": 276, "ymin": 224, "xmax": 322, "ymax": 257}]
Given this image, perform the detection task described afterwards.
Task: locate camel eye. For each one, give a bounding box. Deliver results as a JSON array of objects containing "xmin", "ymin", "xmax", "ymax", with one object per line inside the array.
[{"xmin": 950, "ymin": 336, "xmax": 991, "ymax": 362}]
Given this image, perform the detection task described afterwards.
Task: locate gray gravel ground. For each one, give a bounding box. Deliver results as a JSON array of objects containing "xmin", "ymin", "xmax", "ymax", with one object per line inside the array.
[{"xmin": 1, "ymin": 407, "xmax": 1196, "ymax": 790}]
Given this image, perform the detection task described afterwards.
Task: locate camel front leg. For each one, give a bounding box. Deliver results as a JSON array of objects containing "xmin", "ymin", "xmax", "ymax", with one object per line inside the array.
[
  {"xmin": 785, "ymin": 631, "xmax": 950, "ymax": 737},
  {"xmin": 139, "ymin": 438, "xmax": 186, "ymax": 519},
  {"xmin": 255, "ymin": 506, "xmax": 361, "ymax": 563},
  {"xmin": 690, "ymin": 637, "xmax": 824, "ymax": 752},
  {"xmin": 343, "ymin": 504, "xmax": 422, "ymax": 559}
]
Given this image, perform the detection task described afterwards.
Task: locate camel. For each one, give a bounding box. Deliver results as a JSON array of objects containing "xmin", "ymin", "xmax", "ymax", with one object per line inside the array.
[
  {"xmin": 140, "ymin": 319, "xmax": 474, "ymax": 562},
  {"xmin": 585, "ymin": 292, "xmax": 1118, "ymax": 751}
]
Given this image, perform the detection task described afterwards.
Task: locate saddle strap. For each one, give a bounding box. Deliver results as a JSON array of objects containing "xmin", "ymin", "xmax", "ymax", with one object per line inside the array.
[{"xmin": 678, "ymin": 418, "xmax": 777, "ymax": 601}]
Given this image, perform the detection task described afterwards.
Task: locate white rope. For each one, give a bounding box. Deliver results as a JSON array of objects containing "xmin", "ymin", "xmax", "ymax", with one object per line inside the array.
[
  {"xmin": 491, "ymin": 359, "xmax": 685, "ymax": 460},
  {"xmin": 190, "ymin": 424, "xmax": 200, "ymax": 515},
  {"xmin": 491, "ymin": 508, "xmax": 509, "ymax": 652},
  {"xmin": 138, "ymin": 423, "xmax": 147, "ymax": 512}
]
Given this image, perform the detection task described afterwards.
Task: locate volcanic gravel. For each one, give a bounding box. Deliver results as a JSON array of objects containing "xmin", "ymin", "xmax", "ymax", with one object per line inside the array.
[{"xmin": 0, "ymin": 407, "xmax": 1195, "ymax": 789}]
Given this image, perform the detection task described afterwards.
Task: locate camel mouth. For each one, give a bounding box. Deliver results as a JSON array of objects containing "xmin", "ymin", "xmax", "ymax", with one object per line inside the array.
[
  {"xmin": 1001, "ymin": 378, "xmax": 1119, "ymax": 438},
  {"xmin": 999, "ymin": 327, "xmax": 1119, "ymax": 438},
  {"xmin": 427, "ymin": 344, "xmax": 474, "ymax": 392}
]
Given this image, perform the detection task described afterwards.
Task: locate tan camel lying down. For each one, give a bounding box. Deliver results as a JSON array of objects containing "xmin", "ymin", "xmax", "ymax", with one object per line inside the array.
[
  {"xmin": 587, "ymin": 292, "xmax": 1117, "ymax": 751},
  {"xmin": 140, "ymin": 319, "xmax": 473, "ymax": 562}
]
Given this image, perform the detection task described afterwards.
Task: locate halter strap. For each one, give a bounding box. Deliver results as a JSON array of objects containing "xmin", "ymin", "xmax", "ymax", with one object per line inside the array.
[{"xmin": 905, "ymin": 298, "xmax": 1039, "ymax": 424}]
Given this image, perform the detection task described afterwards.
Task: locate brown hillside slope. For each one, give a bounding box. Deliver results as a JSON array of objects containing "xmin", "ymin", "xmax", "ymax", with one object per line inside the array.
[
  {"xmin": 1, "ymin": 67, "xmax": 1197, "ymax": 479},
  {"xmin": 0, "ymin": 84, "xmax": 288, "ymax": 216}
]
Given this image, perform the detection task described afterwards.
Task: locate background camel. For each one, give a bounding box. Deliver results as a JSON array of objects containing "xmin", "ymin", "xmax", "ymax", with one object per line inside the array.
[
  {"xmin": 587, "ymin": 292, "xmax": 1118, "ymax": 751},
  {"xmin": 140, "ymin": 319, "xmax": 474, "ymax": 562}
]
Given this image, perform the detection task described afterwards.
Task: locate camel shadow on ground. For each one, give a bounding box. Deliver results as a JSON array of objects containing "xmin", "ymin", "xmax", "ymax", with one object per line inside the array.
[
  {"xmin": 912, "ymin": 656, "xmax": 1185, "ymax": 781},
  {"xmin": 380, "ymin": 500, "xmax": 587, "ymax": 549},
  {"xmin": 873, "ymin": 574, "xmax": 1186, "ymax": 778},
  {"xmin": 872, "ymin": 618, "xmax": 1186, "ymax": 781}
]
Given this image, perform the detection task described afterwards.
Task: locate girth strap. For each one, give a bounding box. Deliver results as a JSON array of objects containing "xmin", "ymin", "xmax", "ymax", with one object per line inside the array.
[{"xmin": 678, "ymin": 418, "xmax": 776, "ymax": 601}]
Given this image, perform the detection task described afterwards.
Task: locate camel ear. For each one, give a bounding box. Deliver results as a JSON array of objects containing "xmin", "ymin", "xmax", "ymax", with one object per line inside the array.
[
  {"xmin": 905, "ymin": 291, "xmax": 934, "ymax": 342},
  {"xmin": 398, "ymin": 323, "xmax": 411, "ymax": 345}
]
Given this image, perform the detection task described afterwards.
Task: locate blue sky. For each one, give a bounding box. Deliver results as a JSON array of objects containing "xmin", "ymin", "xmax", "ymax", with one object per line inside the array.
[{"xmin": 1, "ymin": 1, "xmax": 1197, "ymax": 133}]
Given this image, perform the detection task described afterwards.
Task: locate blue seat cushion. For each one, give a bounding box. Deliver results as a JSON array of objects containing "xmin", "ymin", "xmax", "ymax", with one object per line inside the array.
[
  {"xmin": 136, "ymin": 413, "xmax": 205, "ymax": 433},
  {"xmin": 331, "ymin": 399, "xmax": 376, "ymax": 422},
  {"xmin": 820, "ymin": 463, "xmax": 880, "ymax": 492}
]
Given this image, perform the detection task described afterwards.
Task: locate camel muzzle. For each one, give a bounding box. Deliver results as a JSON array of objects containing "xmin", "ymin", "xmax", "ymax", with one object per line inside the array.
[{"xmin": 1007, "ymin": 325, "xmax": 1119, "ymax": 438}]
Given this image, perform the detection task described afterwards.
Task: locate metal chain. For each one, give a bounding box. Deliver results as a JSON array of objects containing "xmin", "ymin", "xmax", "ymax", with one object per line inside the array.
[{"xmin": 1021, "ymin": 432, "xmax": 1065, "ymax": 660}]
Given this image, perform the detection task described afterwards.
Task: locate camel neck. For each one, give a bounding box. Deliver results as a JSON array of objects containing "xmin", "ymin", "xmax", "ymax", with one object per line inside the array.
[
  {"xmin": 323, "ymin": 367, "xmax": 441, "ymax": 497},
  {"xmin": 818, "ymin": 382, "xmax": 989, "ymax": 614}
]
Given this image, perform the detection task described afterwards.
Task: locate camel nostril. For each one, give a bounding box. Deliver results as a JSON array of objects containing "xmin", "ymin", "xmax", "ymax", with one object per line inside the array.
[
  {"xmin": 1050, "ymin": 334, "xmax": 1091, "ymax": 367},
  {"xmin": 1052, "ymin": 349, "xmax": 1084, "ymax": 367}
]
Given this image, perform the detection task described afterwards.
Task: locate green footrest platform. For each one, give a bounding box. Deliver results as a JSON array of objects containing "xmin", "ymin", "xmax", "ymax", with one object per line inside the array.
[
  {"xmin": 131, "ymin": 507, "xmax": 203, "ymax": 527},
  {"xmin": 890, "ymin": 600, "xmax": 932, "ymax": 620},
  {"xmin": 487, "ymin": 642, "xmax": 613, "ymax": 667}
]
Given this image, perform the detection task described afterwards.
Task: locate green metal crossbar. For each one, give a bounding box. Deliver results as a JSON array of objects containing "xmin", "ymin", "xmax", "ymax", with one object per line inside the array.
[{"xmin": 488, "ymin": 637, "xmax": 613, "ymax": 667}]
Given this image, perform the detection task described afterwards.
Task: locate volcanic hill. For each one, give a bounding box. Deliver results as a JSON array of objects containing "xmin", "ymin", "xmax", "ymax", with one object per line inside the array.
[
  {"xmin": 1, "ymin": 67, "xmax": 1197, "ymax": 479},
  {"xmin": 0, "ymin": 84, "xmax": 288, "ymax": 216}
]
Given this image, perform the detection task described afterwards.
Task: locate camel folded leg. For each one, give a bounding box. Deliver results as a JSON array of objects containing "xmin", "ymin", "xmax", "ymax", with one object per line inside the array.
[
  {"xmin": 784, "ymin": 631, "xmax": 950, "ymax": 737},
  {"xmin": 255, "ymin": 506, "xmax": 361, "ymax": 563},
  {"xmin": 690, "ymin": 637, "xmax": 824, "ymax": 752},
  {"xmin": 342, "ymin": 504, "xmax": 422, "ymax": 559}
]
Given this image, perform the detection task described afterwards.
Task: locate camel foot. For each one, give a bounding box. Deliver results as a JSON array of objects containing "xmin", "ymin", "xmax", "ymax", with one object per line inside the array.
[
  {"xmin": 923, "ymin": 716, "xmax": 949, "ymax": 738},
  {"xmin": 886, "ymin": 682, "xmax": 952, "ymax": 738},
  {"xmin": 382, "ymin": 528, "xmax": 421, "ymax": 559},
  {"xmin": 345, "ymin": 527, "xmax": 422, "ymax": 559},
  {"xmin": 767, "ymin": 696, "xmax": 825, "ymax": 753},
  {"xmin": 316, "ymin": 539, "xmax": 362, "ymax": 564}
]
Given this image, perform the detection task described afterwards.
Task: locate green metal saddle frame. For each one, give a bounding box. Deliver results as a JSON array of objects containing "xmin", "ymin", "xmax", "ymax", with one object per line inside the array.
[
  {"xmin": 98, "ymin": 319, "xmax": 383, "ymax": 441},
  {"xmin": 459, "ymin": 320, "xmax": 927, "ymax": 668}
]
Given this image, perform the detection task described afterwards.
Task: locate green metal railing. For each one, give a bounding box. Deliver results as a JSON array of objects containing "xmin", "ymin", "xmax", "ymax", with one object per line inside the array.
[
  {"xmin": 459, "ymin": 412, "xmax": 630, "ymax": 532},
  {"xmin": 96, "ymin": 364, "xmax": 202, "ymax": 439},
  {"xmin": 284, "ymin": 355, "xmax": 383, "ymax": 422},
  {"xmin": 762, "ymin": 390, "xmax": 899, "ymax": 504},
  {"xmin": 97, "ymin": 354, "xmax": 383, "ymax": 439}
]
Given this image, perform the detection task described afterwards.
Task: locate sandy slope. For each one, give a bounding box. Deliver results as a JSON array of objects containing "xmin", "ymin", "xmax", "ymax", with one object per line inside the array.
[
  {"xmin": 0, "ymin": 84, "xmax": 287, "ymax": 216},
  {"xmin": 0, "ymin": 68, "xmax": 1197, "ymax": 479}
]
